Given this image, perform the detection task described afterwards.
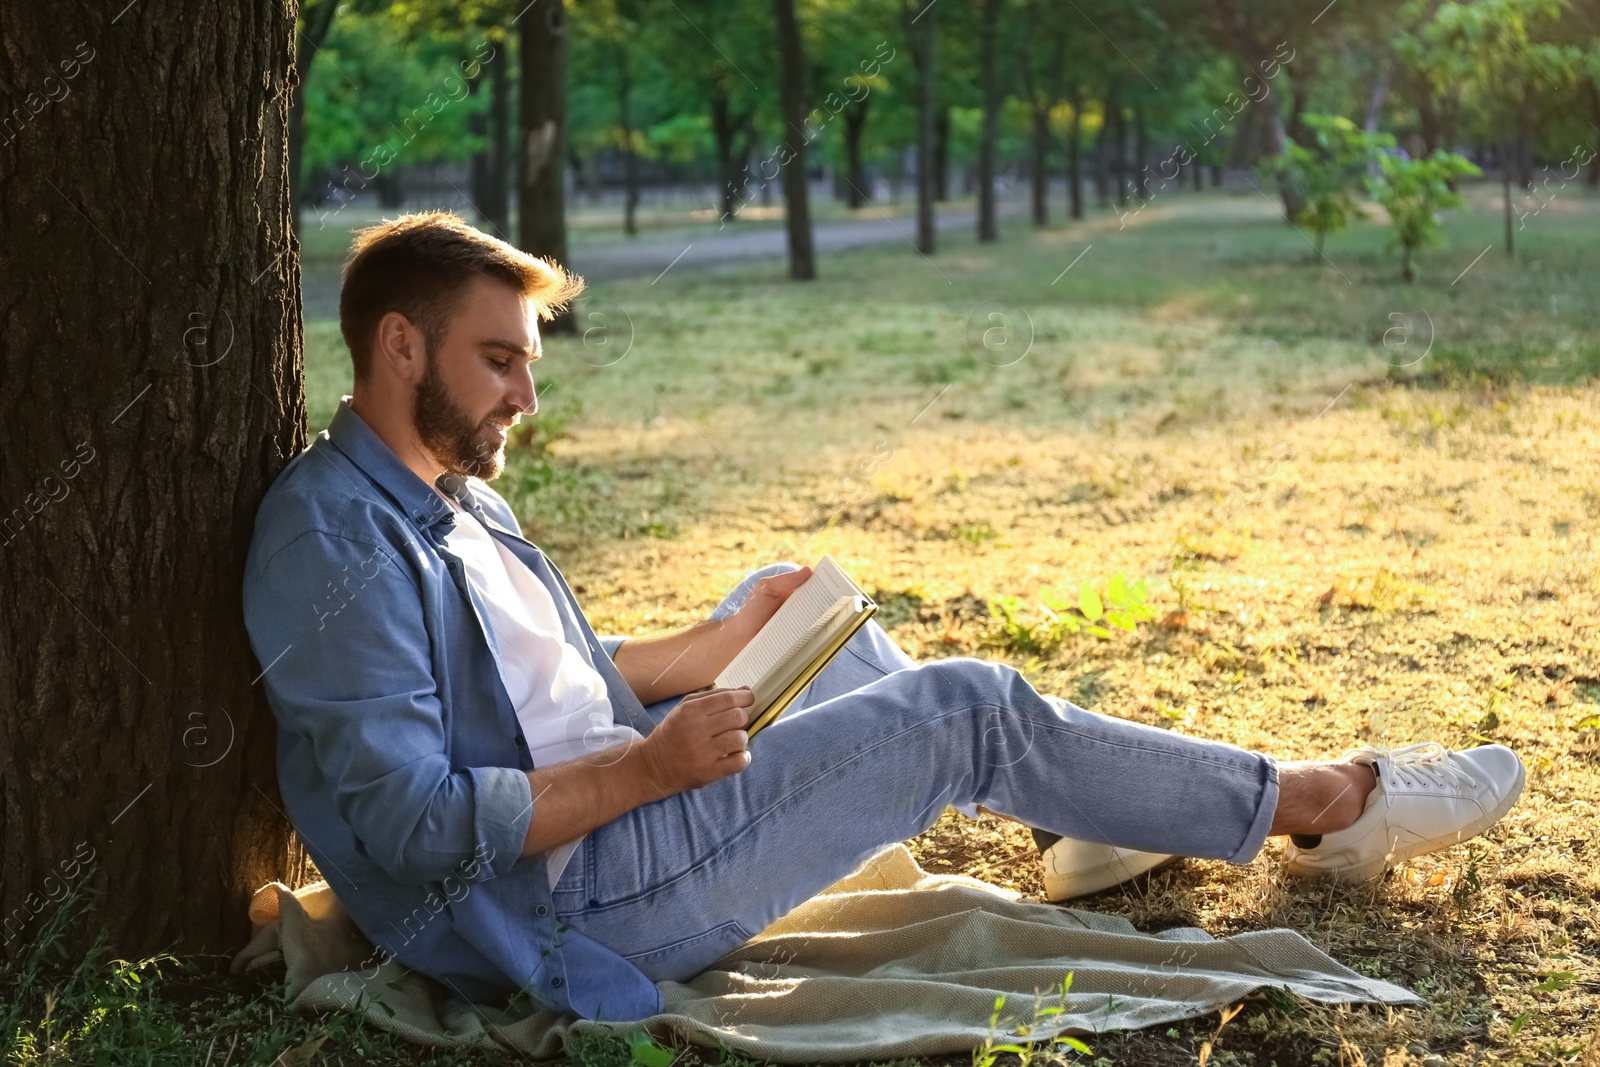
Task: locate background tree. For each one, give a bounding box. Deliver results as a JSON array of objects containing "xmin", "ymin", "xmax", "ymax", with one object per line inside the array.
[
  {"xmin": 774, "ymin": 0, "xmax": 818, "ymax": 278},
  {"xmin": 290, "ymin": 0, "xmax": 341, "ymax": 240},
  {"xmin": 0, "ymin": 1, "xmax": 300, "ymax": 959},
  {"xmin": 520, "ymin": 0, "xmax": 575, "ymax": 330},
  {"xmin": 902, "ymin": 0, "xmax": 938, "ymax": 253},
  {"xmin": 974, "ymin": 0, "xmax": 1008, "ymax": 241},
  {"xmin": 1264, "ymin": 113, "xmax": 1394, "ymax": 253},
  {"xmin": 1371, "ymin": 149, "xmax": 1481, "ymax": 279}
]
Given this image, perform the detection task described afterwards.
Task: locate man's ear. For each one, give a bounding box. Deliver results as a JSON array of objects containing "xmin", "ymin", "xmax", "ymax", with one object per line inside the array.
[{"xmin": 373, "ymin": 311, "xmax": 426, "ymax": 382}]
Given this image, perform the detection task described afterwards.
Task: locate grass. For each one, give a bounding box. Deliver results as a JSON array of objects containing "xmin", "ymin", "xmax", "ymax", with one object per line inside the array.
[{"xmin": 9, "ymin": 186, "xmax": 1599, "ymax": 1064}]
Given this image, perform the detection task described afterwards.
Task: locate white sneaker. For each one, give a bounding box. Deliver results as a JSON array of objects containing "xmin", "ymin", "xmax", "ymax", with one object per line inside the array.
[
  {"xmin": 1040, "ymin": 836, "xmax": 1176, "ymax": 901},
  {"xmin": 1283, "ymin": 742, "xmax": 1525, "ymax": 883}
]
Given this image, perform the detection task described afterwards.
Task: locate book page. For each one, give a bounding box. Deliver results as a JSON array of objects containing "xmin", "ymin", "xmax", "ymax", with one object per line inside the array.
[{"xmin": 715, "ymin": 556, "xmax": 867, "ymax": 692}]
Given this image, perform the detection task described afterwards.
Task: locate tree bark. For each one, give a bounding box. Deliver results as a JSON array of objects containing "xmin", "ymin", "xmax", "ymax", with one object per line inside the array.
[
  {"xmin": 1589, "ymin": 80, "xmax": 1600, "ymax": 187},
  {"xmin": 1133, "ymin": 104, "xmax": 1149, "ymax": 202},
  {"xmin": 904, "ymin": 0, "xmax": 937, "ymax": 254},
  {"xmin": 484, "ymin": 42, "xmax": 512, "ymax": 237},
  {"xmin": 288, "ymin": 0, "xmax": 339, "ymax": 242},
  {"xmin": 1094, "ymin": 86, "xmax": 1115, "ymax": 208},
  {"xmin": 1503, "ymin": 147, "xmax": 1516, "ymax": 258},
  {"xmin": 1112, "ymin": 103, "xmax": 1127, "ymax": 207},
  {"xmin": 842, "ymin": 98, "xmax": 871, "ymax": 208},
  {"xmin": 0, "ymin": 0, "xmax": 300, "ymax": 962},
  {"xmin": 932, "ymin": 106, "xmax": 951, "ymax": 201},
  {"xmin": 1068, "ymin": 87, "xmax": 1083, "ymax": 219},
  {"xmin": 1260, "ymin": 97, "xmax": 1304, "ymax": 222},
  {"xmin": 772, "ymin": 0, "xmax": 816, "ymax": 279},
  {"xmin": 711, "ymin": 91, "xmax": 751, "ymax": 223},
  {"xmin": 976, "ymin": 0, "xmax": 1002, "ymax": 241},
  {"xmin": 618, "ymin": 45, "xmax": 639, "ymax": 236},
  {"xmin": 518, "ymin": 0, "xmax": 573, "ymax": 332},
  {"xmin": 1030, "ymin": 103, "xmax": 1050, "ymax": 227}
]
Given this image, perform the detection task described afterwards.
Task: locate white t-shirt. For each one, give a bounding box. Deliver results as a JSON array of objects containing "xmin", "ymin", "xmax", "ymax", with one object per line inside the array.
[{"xmin": 439, "ymin": 493, "xmax": 642, "ymax": 888}]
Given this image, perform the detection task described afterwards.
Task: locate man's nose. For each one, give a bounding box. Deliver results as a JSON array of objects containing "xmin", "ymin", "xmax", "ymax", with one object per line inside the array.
[{"xmin": 510, "ymin": 366, "xmax": 537, "ymax": 416}]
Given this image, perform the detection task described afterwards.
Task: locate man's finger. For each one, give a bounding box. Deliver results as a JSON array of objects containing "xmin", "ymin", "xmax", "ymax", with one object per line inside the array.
[
  {"xmin": 708, "ymin": 706, "xmax": 748, "ymax": 733},
  {"xmin": 763, "ymin": 567, "xmax": 811, "ymax": 593},
  {"xmin": 716, "ymin": 729, "xmax": 749, "ymax": 756}
]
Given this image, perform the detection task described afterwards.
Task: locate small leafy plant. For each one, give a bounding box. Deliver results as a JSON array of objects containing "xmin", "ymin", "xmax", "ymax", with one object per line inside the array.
[
  {"xmin": 990, "ymin": 575, "xmax": 1154, "ymax": 654},
  {"xmin": 1263, "ymin": 113, "xmax": 1396, "ymax": 254},
  {"xmin": 1370, "ymin": 150, "xmax": 1482, "ymax": 281},
  {"xmin": 971, "ymin": 974, "xmax": 1092, "ymax": 1067}
]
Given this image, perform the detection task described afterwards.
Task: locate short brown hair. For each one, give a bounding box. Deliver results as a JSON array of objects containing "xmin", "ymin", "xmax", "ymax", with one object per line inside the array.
[{"xmin": 338, "ymin": 211, "xmax": 584, "ymax": 381}]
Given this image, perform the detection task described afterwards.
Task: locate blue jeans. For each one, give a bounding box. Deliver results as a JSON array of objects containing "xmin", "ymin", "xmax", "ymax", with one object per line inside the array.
[{"xmin": 552, "ymin": 563, "xmax": 1280, "ymax": 982}]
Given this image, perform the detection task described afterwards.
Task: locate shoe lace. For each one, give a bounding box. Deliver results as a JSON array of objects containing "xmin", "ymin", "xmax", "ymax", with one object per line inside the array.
[{"xmin": 1375, "ymin": 741, "xmax": 1477, "ymax": 792}]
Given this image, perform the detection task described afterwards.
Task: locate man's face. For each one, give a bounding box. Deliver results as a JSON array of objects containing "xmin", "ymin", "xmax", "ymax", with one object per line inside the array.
[{"xmin": 413, "ymin": 276, "xmax": 540, "ymax": 482}]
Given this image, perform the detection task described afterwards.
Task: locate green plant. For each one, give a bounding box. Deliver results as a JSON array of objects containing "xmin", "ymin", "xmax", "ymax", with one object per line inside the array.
[
  {"xmin": 989, "ymin": 575, "xmax": 1154, "ymax": 655},
  {"xmin": 1369, "ymin": 150, "xmax": 1483, "ymax": 281},
  {"xmin": 971, "ymin": 975, "xmax": 1092, "ymax": 1067},
  {"xmin": 1263, "ymin": 114, "xmax": 1395, "ymax": 254}
]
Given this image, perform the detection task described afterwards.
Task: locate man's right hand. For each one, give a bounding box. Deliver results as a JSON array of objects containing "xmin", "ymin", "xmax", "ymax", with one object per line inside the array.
[{"xmin": 639, "ymin": 686, "xmax": 754, "ymax": 799}]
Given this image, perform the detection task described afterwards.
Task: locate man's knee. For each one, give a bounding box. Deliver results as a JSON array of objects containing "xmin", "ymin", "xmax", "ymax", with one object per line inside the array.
[
  {"xmin": 744, "ymin": 561, "xmax": 804, "ymax": 584},
  {"xmin": 908, "ymin": 657, "xmax": 1017, "ymax": 709},
  {"xmin": 711, "ymin": 561, "xmax": 806, "ymax": 620}
]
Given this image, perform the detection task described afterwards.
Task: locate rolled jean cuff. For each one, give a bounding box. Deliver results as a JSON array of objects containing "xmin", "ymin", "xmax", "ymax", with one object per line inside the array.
[{"xmin": 1227, "ymin": 754, "xmax": 1280, "ymax": 864}]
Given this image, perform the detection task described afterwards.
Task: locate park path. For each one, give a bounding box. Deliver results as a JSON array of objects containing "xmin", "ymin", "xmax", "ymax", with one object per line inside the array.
[{"xmin": 299, "ymin": 200, "xmax": 1019, "ymax": 318}]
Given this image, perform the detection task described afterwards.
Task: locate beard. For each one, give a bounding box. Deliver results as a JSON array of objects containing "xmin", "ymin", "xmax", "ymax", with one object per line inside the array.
[{"xmin": 413, "ymin": 355, "xmax": 514, "ymax": 482}]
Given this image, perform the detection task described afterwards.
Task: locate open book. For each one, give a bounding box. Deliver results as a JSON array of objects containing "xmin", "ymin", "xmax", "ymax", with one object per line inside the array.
[{"xmin": 715, "ymin": 555, "xmax": 878, "ymax": 738}]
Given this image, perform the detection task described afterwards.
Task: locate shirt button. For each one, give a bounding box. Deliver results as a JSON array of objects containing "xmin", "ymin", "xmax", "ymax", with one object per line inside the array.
[
  {"xmin": 514, "ymin": 736, "xmax": 527, "ymax": 746},
  {"xmin": 550, "ymin": 976, "xmax": 564, "ymax": 988},
  {"xmin": 534, "ymin": 905, "xmax": 548, "ymax": 917}
]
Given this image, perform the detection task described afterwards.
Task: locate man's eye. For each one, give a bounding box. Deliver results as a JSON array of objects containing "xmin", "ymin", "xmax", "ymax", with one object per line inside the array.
[{"xmin": 491, "ymin": 359, "xmax": 511, "ymax": 372}]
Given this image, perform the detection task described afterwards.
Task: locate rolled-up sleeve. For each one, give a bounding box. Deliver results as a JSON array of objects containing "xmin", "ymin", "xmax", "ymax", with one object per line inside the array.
[
  {"xmin": 244, "ymin": 529, "xmax": 531, "ymax": 886},
  {"xmin": 596, "ymin": 635, "xmax": 627, "ymax": 660}
]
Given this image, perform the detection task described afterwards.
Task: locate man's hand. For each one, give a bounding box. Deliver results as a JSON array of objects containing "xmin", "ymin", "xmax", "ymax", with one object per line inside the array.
[
  {"xmin": 727, "ymin": 566, "xmax": 812, "ymax": 650},
  {"xmin": 638, "ymin": 686, "xmax": 755, "ymax": 799},
  {"xmin": 610, "ymin": 565, "xmax": 813, "ymax": 707}
]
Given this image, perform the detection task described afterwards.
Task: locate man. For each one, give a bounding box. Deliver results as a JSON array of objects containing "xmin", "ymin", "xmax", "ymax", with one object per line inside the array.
[{"xmin": 242, "ymin": 212, "xmax": 1525, "ymax": 1022}]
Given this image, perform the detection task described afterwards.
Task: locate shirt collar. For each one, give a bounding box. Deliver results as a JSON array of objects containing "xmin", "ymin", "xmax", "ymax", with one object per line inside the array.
[{"xmin": 326, "ymin": 395, "xmax": 467, "ymax": 530}]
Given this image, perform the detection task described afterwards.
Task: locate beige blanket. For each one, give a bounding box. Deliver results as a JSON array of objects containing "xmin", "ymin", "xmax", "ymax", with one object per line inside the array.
[{"xmin": 231, "ymin": 845, "xmax": 1418, "ymax": 1061}]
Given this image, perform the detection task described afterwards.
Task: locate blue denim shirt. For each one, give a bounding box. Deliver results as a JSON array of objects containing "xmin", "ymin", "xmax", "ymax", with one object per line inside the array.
[{"xmin": 241, "ymin": 396, "xmax": 663, "ymax": 1020}]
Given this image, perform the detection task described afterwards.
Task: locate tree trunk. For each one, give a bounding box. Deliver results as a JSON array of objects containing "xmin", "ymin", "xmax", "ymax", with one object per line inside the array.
[
  {"xmin": 1112, "ymin": 104, "xmax": 1127, "ymax": 207},
  {"xmin": 288, "ymin": 0, "xmax": 339, "ymax": 242},
  {"xmin": 1261, "ymin": 97, "xmax": 1304, "ymax": 222},
  {"xmin": 711, "ymin": 90, "xmax": 743, "ymax": 223},
  {"xmin": 0, "ymin": 0, "xmax": 300, "ymax": 964},
  {"xmin": 772, "ymin": 0, "xmax": 816, "ymax": 279},
  {"xmin": 1503, "ymin": 156, "xmax": 1515, "ymax": 258},
  {"xmin": 1364, "ymin": 63, "xmax": 1391, "ymax": 180},
  {"xmin": 374, "ymin": 170, "xmax": 404, "ymax": 208},
  {"xmin": 1514, "ymin": 89, "xmax": 1536, "ymax": 189},
  {"xmin": 843, "ymin": 98, "xmax": 870, "ymax": 208},
  {"xmin": 1067, "ymin": 88, "xmax": 1083, "ymax": 219},
  {"xmin": 932, "ymin": 106, "xmax": 951, "ymax": 201},
  {"xmin": 518, "ymin": 0, "xmax": 573, "ymax": 332},
  {"xmin": 484, "ymin": 44, "xmax": 512, "ymax": 237},
  {"xmin": 470, "ymin": 70, "xmax": 490, "ymax": 217},
  {"xmin": 618, "ymin": 46, "xmax": 639, "ymax": 236},
  {"xmin": 1094, "ymin": 87, "xmax": 1115, "ymax": 208},
  {"xmin": 976, "ymin": 0, "xmax": 1002, "ymax": 241},
  {"xmin": 905, "ymin": 0, "xmax": 937, "ymax": 254},
  {"xmin": 1030, "ymin": 103, "xmax": 1050, "ymax": 227},
  {"xmin": 1133, "ymin": 104, "xmax": 1149, "ymax": 201}
]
